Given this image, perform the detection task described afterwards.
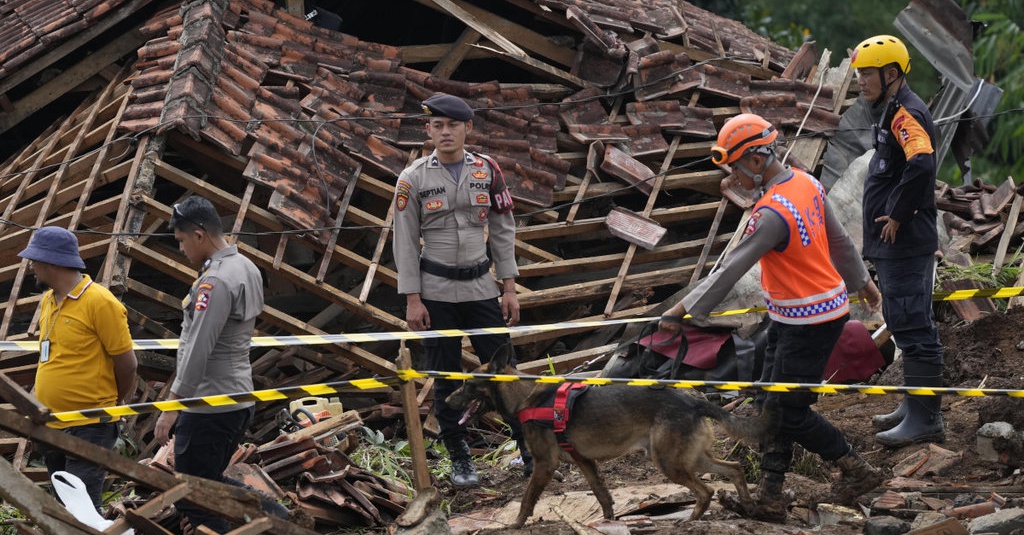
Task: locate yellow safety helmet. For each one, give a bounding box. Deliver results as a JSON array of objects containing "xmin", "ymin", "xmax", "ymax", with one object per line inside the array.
[
  {"xmin": 850, "ymin": 35, "xmax": 911, "ymax": 74},
  {"xmin": 710, "ymin": 113, "xmax": 778, "ymax": 165}
]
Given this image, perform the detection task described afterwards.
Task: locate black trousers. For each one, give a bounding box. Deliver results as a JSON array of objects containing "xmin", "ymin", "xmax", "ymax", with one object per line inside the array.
[
  {"xmin": 174, "ymin": 407, "xmax": 253, "ymax": 533},
  {"xmin": 423, "ymin": 297, "xmax": 525, "ymax": 447},
  {"xmin": 38, "ymin": 421, "xmax": 119, "ymax": 508},
  {"xmin": 757, "ymin": 315, "xmax": 851, "ymax": 479}
]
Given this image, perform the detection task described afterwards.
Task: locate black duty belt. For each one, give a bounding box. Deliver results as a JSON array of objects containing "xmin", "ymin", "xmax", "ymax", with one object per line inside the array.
[{"xmin": 420, "ymin": 257, "xmax": 491, "ymax": 280}]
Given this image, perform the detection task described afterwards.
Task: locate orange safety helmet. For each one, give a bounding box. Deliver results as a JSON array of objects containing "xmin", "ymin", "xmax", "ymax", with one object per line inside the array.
[
  {"xmin": 710, "ymin": 113, "xmax": 778, "ymax": 165},
  {"xmin": 850, "ymin": 35, "xmax": 911, "ymax": 74}
]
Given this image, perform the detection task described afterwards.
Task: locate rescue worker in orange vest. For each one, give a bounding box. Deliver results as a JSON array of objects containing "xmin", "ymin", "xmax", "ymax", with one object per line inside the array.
[
  {"xmin": 851, "ymin": 35, "xmax": 944, "ymax": 448},
  {"xmin": 658, "ymin": 114, "xmax": 884, "ymax": 521}
]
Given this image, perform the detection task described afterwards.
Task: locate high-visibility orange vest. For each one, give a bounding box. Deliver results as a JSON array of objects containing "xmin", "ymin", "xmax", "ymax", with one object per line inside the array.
[{"xmin": 754, "ymin": 169, "xmax": 849, "ymax": 325}]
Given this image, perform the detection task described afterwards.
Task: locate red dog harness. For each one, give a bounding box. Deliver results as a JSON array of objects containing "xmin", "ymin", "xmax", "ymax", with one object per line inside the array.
[{"xmin": 517, "ymin": 382, "xmax": 589, "ymax": 452}]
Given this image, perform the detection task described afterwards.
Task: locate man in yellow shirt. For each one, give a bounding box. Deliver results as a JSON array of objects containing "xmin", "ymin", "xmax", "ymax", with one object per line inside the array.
[{"xmin": 20, "ymin": 226, "xmax": 137, "ymax": 510}]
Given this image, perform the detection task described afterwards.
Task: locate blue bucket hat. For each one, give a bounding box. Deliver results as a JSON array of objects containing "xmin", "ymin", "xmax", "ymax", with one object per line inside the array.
[{"xmin": 18, "ymin": 226, "xmax": 86, "ymax": 269}]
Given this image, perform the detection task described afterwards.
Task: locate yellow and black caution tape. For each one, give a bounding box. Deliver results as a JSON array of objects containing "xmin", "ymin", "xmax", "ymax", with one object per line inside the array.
[
  {"xmin": 7, "ymin": 285, "xmax": 1024, "ymax": 353},
  {"xmin": 0, "ymin": 317, "xmax": 655, "ymax": 352},
  {"xmin": 48, "ymin": 369, "xmax": 1024, "ymax": 423},
  {"xmin": 401, "ymin": 370, "xmax": 1024, "ymax": 398},
  {"xmin": 48, "ymin": 376, "xmax": 401, "ymax": 424}
]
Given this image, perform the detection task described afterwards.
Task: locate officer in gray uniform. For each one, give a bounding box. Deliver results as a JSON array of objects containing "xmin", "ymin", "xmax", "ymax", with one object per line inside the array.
[
  {"xmin": 155, "ymin": 196, "xmax": 264, "ymax": 533},
  {"xmin": 393, "ymin": 93, "xmax": 530, "ymax": 487}
]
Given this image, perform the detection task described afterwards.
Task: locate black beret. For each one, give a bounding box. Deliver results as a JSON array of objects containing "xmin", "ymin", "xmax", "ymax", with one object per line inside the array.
[{"xmin": 421, "ymin": 93, "xmax": 474, "ymax": 121}]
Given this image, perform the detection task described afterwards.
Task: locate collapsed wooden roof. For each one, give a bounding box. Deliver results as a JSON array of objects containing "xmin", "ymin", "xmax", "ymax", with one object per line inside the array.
[{"xmin": 0, "ymin": 0, "xmax": 853, "ymax": 433}]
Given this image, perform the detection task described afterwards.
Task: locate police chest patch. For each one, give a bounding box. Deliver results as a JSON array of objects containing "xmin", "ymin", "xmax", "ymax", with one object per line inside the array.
[
  {"xmin": 476, "ymin": 193, "xmax": 489, "ymax": 204},
  {"xmin": 472, "ymin": 170, "xmax": 488, "ymax": 179},
  {"xmin": 195, "ymin": 290, "xmax": 211, "ymax": 311},
  {"xmin": 478, "ymin": 208, "xmax": 488, "ymax": 221},
  {"xmin": 425, "ymin": 200, "xmax": 443, "ymax": 211}
]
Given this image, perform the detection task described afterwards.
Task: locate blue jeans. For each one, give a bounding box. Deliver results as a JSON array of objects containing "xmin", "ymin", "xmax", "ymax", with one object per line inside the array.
[
  {"xmin": 757, "ymin": 316, "xmax": 851, "ymax": 479},
  {"xmin": 38, "ymin": 422, "xmax": 119, "ymax": 508},
  {"xmin": 871, "ymin": 255, "xmax": 943, "ymax": 376},
  {"xmin": 174, "ymin": 407, "xmax": 253, "ymax": 533}
]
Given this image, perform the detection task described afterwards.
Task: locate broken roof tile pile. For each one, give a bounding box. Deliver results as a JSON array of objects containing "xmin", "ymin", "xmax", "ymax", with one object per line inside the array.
[
  {"xmin": 0, "ymin": 0, "xmax": 136, "ymax": 80},
  {"xmin": 119, "ymin": 0, "xmax": 569, "ymax": 231}
]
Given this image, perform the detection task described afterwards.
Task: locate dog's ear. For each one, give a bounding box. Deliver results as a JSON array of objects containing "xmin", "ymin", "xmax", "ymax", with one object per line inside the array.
[{"xmin": 487, "ymin": 343, "xmax": 515, "ymax": 373}]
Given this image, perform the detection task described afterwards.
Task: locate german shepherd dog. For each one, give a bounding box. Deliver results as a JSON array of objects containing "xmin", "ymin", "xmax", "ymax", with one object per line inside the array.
[{"xmin": 446, "ymin": 344, "xmax": 772, "ymax": 528}]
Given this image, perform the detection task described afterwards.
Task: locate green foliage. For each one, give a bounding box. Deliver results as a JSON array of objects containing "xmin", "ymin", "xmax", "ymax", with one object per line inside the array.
[
  {"xmin": 959, "ymin": 0, "xmax": 1024, "ymax": 184},
  {"xmin": 351, "ymin": 427, "xmax": 416, "ymax": 493},
  {"xmin": 0, "ymin": 504, "xmax": 25, "ymax": 535},
  {"xmin": 732, "ymin": 0, "xmax": 940, "ymax": 98}
]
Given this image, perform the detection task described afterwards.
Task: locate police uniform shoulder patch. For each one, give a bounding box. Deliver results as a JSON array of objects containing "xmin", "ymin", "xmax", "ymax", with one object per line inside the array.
[
  {"xmin": 744, "ymin": 211, "xmax": 762, "ymax": 235},
  {"xmin": 198, "ymin": 282, "xmax": 215, "ymax": 291},
  {"xmin": 195, "ymin": 289, "xmax": 211, "ymax": 311}
]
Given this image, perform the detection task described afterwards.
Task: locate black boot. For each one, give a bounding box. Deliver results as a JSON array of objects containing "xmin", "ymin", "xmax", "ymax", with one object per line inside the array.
[
  {"xmin": 875, "ymin": 394, "xmax": 944, "ymax": 447},
  {"xmin": 871, "ymin": 398, "xmax": 908, "ymax": 431},
  {"xmin": 445, "ymin": 438, "xmax": 479, "ymax": 488}
]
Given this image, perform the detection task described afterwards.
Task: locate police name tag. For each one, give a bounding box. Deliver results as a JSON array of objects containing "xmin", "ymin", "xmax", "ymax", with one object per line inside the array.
[{"xmin": 40, "ymin": 340, "xmax": 50, "ymax": 363}]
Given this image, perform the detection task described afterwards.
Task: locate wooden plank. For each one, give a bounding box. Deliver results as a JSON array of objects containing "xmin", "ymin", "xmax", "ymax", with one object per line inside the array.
[
  {"xmin": 518, "ymin": 233, "xmax": 730, "ymax": 278},
  {"xmin": 69, "ymin": 76, "xmax": 133, "ymax": 231},
  {"xmin": 517, "ymin": 201, "xmax": 723, "ymax": 241},
  {"xmin": 152, "ymin": 160, "xmax": 399, "ymax": 287},
  {"xmin": 418, "ymin": 0, "xmax": 575, "ymax": 67},
  {"xmin": 2, "ymin": 75, "xmax": 123, "ymax": 337},
  {"xmin": 103, "ymin": 482, "xmax": 190, "ymax": 535},
  {"xmin": 519, "ymin": 263, "xmax": 712, "ymax": 310},
  {"xmin": 0, "ymin": 28, "xmax": 149, "ymax": 134},
  {"xmin": 689, "ymin": 198, "xmax": 730, "ymax": 285},
  {"xmin": 400, "ymin": 44, "xmax": 491, "ymax": 64},
  {"xmin": 0, "ymin": 409, "xmax": 321, "ymax": 535},
  {"xmin": 0, "ymin": 373, "xmax": 48, "ymax": 424},
  {"xmin": 472, "ymin": 43, "xmax": 588, "ymax": 88},
  {"xmin": 432, "ymin": 27, "xmax": 482, "ymax": 78},
  {"xmin": 229, "ymin": 182, "xmax": 256, "ymax": 240},
  {"xmin": 993, "ymin": 190, "xmax": 1021, "ymax": 274},
  {"xmin": 0, "ymin": 0, "xmax": 155, "ymax": 97},
  {"xmin": 99, "ymin": 135, "xmax": 165, "ymax": 292},
  {"xmin": 566, "ymin": 141, "xmax": 601, "ymax": 223},
  {"xmin": 420, "ymin": 0, "xmax": 526, "ymax": 57},
  {"xmin": 603, "ymin": 135, "xmax": 679, "ymax": 315},
  {"xmin": 317, "ymin": 164, "xmax": 360, "ymax": 283},
  {"xmin": 0, "ymin": 455, "xmax": 101, "ymax": 535},
  {"xmin": 397, "ymin": 343, "xmax": 432, "ymax": 491}
]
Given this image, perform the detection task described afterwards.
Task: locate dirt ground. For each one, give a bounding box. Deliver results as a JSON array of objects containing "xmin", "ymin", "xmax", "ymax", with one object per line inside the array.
[{"xmin": 417, "ymin": 306, "xmax": 1024, "ymax": 535}]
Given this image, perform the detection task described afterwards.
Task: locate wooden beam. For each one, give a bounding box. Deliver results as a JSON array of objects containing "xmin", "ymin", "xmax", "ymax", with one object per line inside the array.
[
  {"xmin": 517, "ymin": 200, "xmax": 724, "ymax": 241},
  {"xmin": 472, "ymin": 43, "xmax": 587, "ymax": 88},
  {"xmin": 518, "ymin": 233, "xmax": 730, "ymax": 278},
  {"xmin": 0, "ymin": 456, "xmax": 101, "ymax": 535},
  {"xmin": 0, "ymin": 0, "xmax": 155, "ymax": 97},
  {"xmin": 418, "ymin": 0, "xmax": 576, "ymax": 67},
  {"xmin": 420, "ymin": 0, "xmax": 526, "ymax": 57},
  {"xmin": 432, "ymin": 27, "xmax": 482, "ymax": 79},
  {"xmin": 0, "ymin": 28, "xmax": 149, "ymax": 134},
  {"xmin": 0, "ymin": 409, "xmax": 321, "ymax": 535},
  {"xmin": 603, "ymin": 135, "xmax": 680, "ymax": 315}
]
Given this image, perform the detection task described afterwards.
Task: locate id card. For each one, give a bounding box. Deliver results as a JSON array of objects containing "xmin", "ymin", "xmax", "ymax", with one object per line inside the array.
[{"xmin": 40, "ymin": 340, "xmax": 50, "ymax": 363}]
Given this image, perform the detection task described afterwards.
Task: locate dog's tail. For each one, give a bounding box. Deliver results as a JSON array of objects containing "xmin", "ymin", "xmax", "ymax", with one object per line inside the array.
[{"xmin": 694, "ymin": 398, "xmax": 778, "ymax": 443}]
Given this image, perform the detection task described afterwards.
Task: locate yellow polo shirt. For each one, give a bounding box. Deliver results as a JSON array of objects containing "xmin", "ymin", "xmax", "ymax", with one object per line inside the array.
[{"xmin": 34, "ymin": 276, "xmax": 133, "ymax": 429}]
